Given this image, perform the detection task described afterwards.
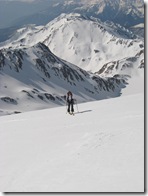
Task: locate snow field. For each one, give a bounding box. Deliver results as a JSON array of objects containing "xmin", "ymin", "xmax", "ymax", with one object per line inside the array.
[{"xmin": 0, "ymin": 93, "xmax": 144, "ymax": 192}]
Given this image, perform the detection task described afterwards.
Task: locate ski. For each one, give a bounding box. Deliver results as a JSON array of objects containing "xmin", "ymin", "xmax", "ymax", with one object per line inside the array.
[{"xmin": 67, "ymin": 112, "xmax": 74, "ymax": 115}]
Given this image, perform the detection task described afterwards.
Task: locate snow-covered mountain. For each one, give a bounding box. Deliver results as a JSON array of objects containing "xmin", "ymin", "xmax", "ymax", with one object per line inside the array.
[
  {"xmin": 0, "ymin": 13, "xmax": 144, "ymax": 116},
  {"xmin": 0, "ymin": 13, "xmax": 144, "ymax": 74},
  {"xmin": 0, "ymin": 42, "xmax": 127, "ymax": 116},
  {"xmin": 0, "ymin": 0, "xmax": 144, "ymax": 43},
  {"xmin": 96, "ymin": 50, "xmax": 144, "ymax": 77},
  {"xmin": 0, "ymin": 3, "xmax": 144, "ymax": 190},
  {"xmin": 0, "ymin": 92, "xmax": 144, "ymax": 191}
]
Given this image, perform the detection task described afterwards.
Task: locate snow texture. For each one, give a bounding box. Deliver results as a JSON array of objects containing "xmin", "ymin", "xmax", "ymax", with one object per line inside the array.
[
  {"xmin": 0, "ymin": 6, "xmax": 144, "ymax": 193},
  {"xmin": 0, "ymin": 92, "xmax": 144, "ymax": 192}
]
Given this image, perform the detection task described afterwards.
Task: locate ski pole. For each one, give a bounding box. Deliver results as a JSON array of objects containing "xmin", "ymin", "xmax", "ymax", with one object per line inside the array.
[
  {"xmin": 75, "ymin": 99, "xmax": 79, "ymax": 113},
  {"xmin": 66, "ymin": 101, "xmax": 68, "ymax": 113},
  {"xmin": 64, "ymin": 95, "xmax": 68, "ymax": 113}
]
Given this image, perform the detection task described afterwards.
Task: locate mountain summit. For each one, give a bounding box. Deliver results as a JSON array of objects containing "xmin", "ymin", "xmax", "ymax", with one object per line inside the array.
[
  {"xmin": 0, "ymin": 12, "xmax": 144, "ymax": 116},
  {"xmin": 0, "ymin": 42, "xmax": 128, "ymax": 116},
  {"xmin": 0, "ymin": 13, "xmax": 144, "ymax": 73}
]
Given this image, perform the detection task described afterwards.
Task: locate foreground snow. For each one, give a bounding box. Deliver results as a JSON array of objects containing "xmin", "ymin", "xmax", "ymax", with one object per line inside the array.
[{"xmin": 0, "ymin": 93, "xmax": 144, "ymax": 192}]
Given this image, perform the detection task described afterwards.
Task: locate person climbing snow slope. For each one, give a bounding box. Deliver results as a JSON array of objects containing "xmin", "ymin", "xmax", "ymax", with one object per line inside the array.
[{"xmin": 66, "ymin": 91, "xmax": 74, "ymax": 114}]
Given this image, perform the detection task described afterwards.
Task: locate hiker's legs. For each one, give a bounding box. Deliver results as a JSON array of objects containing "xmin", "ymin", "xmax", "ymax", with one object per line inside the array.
[
  {"xmin": 71, "ymin": 103, "xmax": 74, "ymax": 113},
  {"xmin": 67, "ymin": 102, "xmax": 70, "ymax": 113}
]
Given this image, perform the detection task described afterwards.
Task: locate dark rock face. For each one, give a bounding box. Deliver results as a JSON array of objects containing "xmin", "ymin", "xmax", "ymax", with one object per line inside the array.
[
  {"xmin": 1, "ymin": 97, "xmax": 18, "ymax": 105},
  {"xmin": 0, "ymin": 42, "xmax": 139, "ymax": 113}
]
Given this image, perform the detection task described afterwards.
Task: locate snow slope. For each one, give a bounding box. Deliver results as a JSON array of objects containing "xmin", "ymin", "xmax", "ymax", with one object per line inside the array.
[
  {"xmin": 0, "ymin": 93, "xmax": 144, "ymax": 192},
  {"xmin": 0, "ymin": 13, "xmax": 144, "ymax": 73},
  {"xmin": 0, "ymin": 13, "xmax": 144, "ymax": 117},
  {"xmin": 0, "ymin": 42, "xmax": 128, "ymax": 116}
]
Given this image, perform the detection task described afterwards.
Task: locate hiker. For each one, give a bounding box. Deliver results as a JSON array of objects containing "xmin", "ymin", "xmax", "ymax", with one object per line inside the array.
[{"xmin": 66, "ymin": 91, "xmax": 74, "ymax": 114}]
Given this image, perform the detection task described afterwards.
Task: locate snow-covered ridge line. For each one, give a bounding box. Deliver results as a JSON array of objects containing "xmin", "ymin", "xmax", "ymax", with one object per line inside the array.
[
  {"xmin": 0, "ymin": 13, "xmax": 142, "ymax": 50},
  {"xmin": 0, "ymin": 13, "xmax": 144, "ymax": 73},
  {"xmin": 0, "ymin": 13, "xmax": 144, "ymax": 116},
  {"xmin": 0, "ymin": 42, "xmax": 128, "ymax": 116}
]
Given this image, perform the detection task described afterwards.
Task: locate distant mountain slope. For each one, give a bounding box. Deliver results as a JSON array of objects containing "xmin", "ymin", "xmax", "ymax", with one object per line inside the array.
[
  {"xmin": 0, "ymin": 13, "xmax": 144, "ymax": 74},
  {"xmin": 0, "ymin": 0, "xmax": 144, "ymax": 42},
  {"xmin": 0, "ymin": 13, "xmax": 144, "ymax": 116},
  {"xmin": 10, "ymin": 0, "xmax": 144, "ymax": 30},
  {"xmin": 96, "ymin": 50, "xmax": 144, "ymax": 77},
  {"xmin": 0, "ymin": 42, "xmax": 127, "ymax": 116}
]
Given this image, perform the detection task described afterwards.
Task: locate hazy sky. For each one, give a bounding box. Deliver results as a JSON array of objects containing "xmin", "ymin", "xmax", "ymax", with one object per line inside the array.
[{"xmin": 0, "ymin": 0, "xmax": 50, "ymax": 28}]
